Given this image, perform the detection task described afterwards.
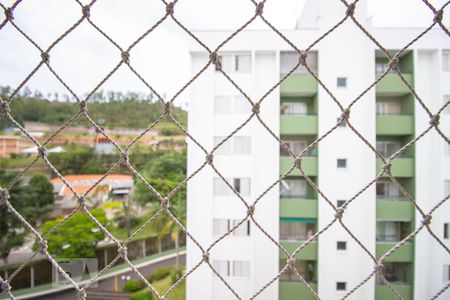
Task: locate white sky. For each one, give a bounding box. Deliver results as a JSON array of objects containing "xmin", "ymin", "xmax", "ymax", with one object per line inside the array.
[{"xmin": 0, "ymin": 0, "xmax": 448, "ymax": 107}]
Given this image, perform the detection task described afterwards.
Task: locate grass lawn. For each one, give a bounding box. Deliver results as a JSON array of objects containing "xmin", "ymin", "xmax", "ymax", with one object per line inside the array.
[{"xmin": 131, "ymin": 277, "xmax": 185, "ymax": 300}]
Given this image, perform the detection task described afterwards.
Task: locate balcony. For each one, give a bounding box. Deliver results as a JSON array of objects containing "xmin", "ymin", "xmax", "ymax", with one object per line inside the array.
[
  {"xmin": 376, "ymin": 242, "xmax": 413, "ymax": 262},
  {"xmin": 377, "ymin": 199, "xmax": 414, "ymax": 221},
  {"xmin": 280, "ymin": 115, "xmax": 318, "ymax": 135},
  {"xmin": 280, "ymin": 198, "xmax": 318, "ymax": 219},
  {"xmin": 376, "ymin": 73, "xmax": 413, "ymax": 96},
  {"xmin": 375, "ymin": 284, "xmax": 413, "ymax": 300},
  {"xmin": 376, "ymin": 114, "xmax": 414, "ymax": 135},
  {"xmin": 280, "ymin": 241, "xmax": 318, "ymax": 260},
  {"xmin": 280, "ymin": 156, "xmax": 318, "ymax": 177},
  {"xmin": 376, "ymin": 158, "xmax": 414, "ymax": 178},
  {"xmin": 280, "ymin": 74, "xmax": 317, "ymax": 96},
  {"xmin": 280, "ymin": 281, "xmax": 318, "ymax": 300}
]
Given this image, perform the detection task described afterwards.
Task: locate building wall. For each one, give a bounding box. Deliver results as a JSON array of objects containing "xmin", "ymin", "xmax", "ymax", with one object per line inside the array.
[
  {"xmin": 414, "ymin": 49, "xmax": 450, "ymax": 300},
  {"xmin": 187, "ymin": 51, "xmax": 279, "ymax": 299},
  {"xmin": 316, "ymin": 1, "xmax": 376, "ymax": 299},
  {"xmin": 187, "ymin": 1, "xmax": 450, "ymax": 299}
]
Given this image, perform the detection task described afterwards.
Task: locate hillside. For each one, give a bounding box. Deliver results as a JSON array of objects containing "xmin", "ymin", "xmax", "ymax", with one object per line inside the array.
[{"xmin": 0, "ymin": 96, "xmax": 187, "ymax": 132}]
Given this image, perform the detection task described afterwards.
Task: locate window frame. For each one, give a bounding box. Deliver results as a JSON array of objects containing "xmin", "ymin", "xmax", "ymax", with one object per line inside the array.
[
  {"xmin": 336, "ymin": 282, "xmax": 347, "ymax": 291},
  {"xmin": 337, "ymin": 158, "xmax": 347, "ymax": 168},
  {"xmin": 337, "ymin": 77, "xmax": 347, "ymax": 88},
  {"xmin": 337, "ymin": 241, "xmax": 347, "ymax": 251},
  {"xmin": 215, "ymin": 52, "xmax": 252, "ymax": 73}
]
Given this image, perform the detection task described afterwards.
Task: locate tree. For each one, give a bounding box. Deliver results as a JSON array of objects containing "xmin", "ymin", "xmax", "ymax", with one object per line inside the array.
[
  {"xmin": 161, "ymin": 195, "xmax": 185, "ymax": 268},
  {"xmin": 143, "ymin": 151, "xmax": 186, "ymax": 182},
  {"xmin": 39, "ymin": 209, "xmax": 107, "ymax": 258},
  {"xmin": 132, "ymin": 150, "xmax": 187, "ymax": 265},
  {"xmin": 23, "ymin": 174, "xmax": 54, "ymax": 226},
  {"xmin": 133, "ymin": 178, "xmax": 178, "ymax": 207},
  {"xmin": 0, "ymin": 162, "xmax": 26, "ymax": 264}
]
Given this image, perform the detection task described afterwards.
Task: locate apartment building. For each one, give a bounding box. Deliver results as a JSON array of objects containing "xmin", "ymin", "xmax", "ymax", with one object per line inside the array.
[{"xmin": 187, "ymin": 1, "xmax": 450, "ymax": 299}]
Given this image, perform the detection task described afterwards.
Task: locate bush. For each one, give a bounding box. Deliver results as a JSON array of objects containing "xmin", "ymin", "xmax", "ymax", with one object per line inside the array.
[
  {"xmin": 130, "ymin": 288, "xmax": 153, "ymax": 300},
  {"xmin": 123, "ymin": 279, "xmax": 145, "ymax": 293},
  {"xmin": 146, "ymin": 267, "xmax": 172, "ymax": 283},
  {"xmin": 170, "ymin": 268, "xmax": 184, "ymax": 284}
]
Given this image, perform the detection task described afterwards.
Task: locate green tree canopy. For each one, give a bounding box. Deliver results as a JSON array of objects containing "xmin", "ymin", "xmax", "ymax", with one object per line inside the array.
[
  {"xmin": 0, "ymin": 161, "xmax": 26, "ymax": 263},
  {"xmin": 23, "ymin": 174, "xmax": 54, "ymax": 225},
  {"xmin": 39, "ymin": 209, "xmax": 107, "ymax": 258}
]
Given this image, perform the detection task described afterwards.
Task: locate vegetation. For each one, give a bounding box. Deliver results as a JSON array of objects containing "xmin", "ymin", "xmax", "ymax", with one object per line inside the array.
[
  {"xmin": 0, "ymin": 94, "xmax": 187, "ymax": 132},
  {"xmin": 132, "ymin": 151, "xmax": 186, "ymax": 265},
  {"xmin": 0, "ymin": 162, "xmax": 26, "ymax": 263},
  {"xmin": 125, "ymin": 267, "xmax": 186, "ymax": 300},
  {"xmin": 22, "ymin": 174, "xmax": 54, "ymax": 226},
  {"xmin": 39, "ymin": 209, "xmax": 107, "ymax": 258}
]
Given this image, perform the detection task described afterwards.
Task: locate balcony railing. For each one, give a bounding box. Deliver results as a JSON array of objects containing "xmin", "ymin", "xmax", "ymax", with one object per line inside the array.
[
  {"xmin": 280, "ymin": 114, "xmax": 318, "ymax": 135},
  {"xmin": 376, "ymin": 73, "xmax": 413, "ymax": 95},
  {"xmin": 376, "ymin": 114, "xmax": 414, "ymax": 135}
]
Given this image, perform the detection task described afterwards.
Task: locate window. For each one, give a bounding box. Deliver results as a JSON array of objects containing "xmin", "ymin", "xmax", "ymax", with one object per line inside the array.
[
  {"xmin": 280, "ymin": 51, "xmax": 318, "ymax": 74},
  {"xmin": 280, "ymin": 179, "xmax": 307, "ymax": 198},
  {"xmin": 232, "ymin": 261, "xmax": 250, "ymax": 277},
  {"xmin": 213, "ymin": 219, "xmax": 250, "ymax": 236},
  {"xmin": 214, "ymin": 95, "xmax": 250, "ymax": 114},
  {"xmin": 376, "ymin": 263, "xmax": 411, "ymax": 284},
  {"xmin": 280, "ymin": 220, "xmax": 316, "ymax": 241},
  {"xmin": 444, "ymin": 265, "xmax": 450, "ymax": 281},
  {"xmin": 376, "ymin": 222, "xmax": 411, "ymax": 242},
  {"xmin": 337, "ymin": 77, "xmax": 347, "ymax": 87},
  {"xmin": 214, "ymin": 136, "xmax": 232, "ymax": 155},
  {"xmin": 212, "ymin": 260, "xmax": 251, "ymax": 278},
  {"xmin": 234, "ymin": 54, "xmax": 251, "ymax": 73},
  {"xmin": 337, "ymin": 159, "xmax": 347, "ymax": 168},
  {"xmin": 213, "ymin": 219, "xmax": 229, "ymax": 236},
  {"xmin": 337, "ymin": 200, "xmax": 346, "ymax": 207},
  {"xmin": 233, "ymin": 219, "xmax": 250, "ymax": 236},
  {"xmin": 376, "ymin": 141, "xmax": 401, "ymax": 157},
  {"xmin": 281, "ymin": 102, "xmax": 307, "ymax": 115},
  {"xmin": 233, "ymin": 178, "xmax": 251, "ymax": 196},
  {"xmin": 376, "ymin": 180, "xmax": 401, "ymax": 199},
  {"xmin": 376, "ymin": 63, "xmax": 390, "ymax": 75},
  {"xmin": 446, "ymin": 180, "xmax": 450, "ymax": 195},
  {"xmin": 214, "ymin": 136, "xmax": 251, "ymax": 155},
  {"xmin": 336, "ymin": 282, "xmax": 347, "ymax": 291},
  {"xmin": 280, "ymin": 140, "xmax": 308, "ymax": 156},
  {"xmin": 444, "ymin": 223, "xmax": 449, "ymax": 239},
  {"xmin": 233, "ymin": 136, "xmax": 251, "ymax": 155},
  {"xmin": 337, "ymin": 117, "xmax": 346, "ymax": 127},
  {"xmin": 337, "ymin": 241, "xmax": 347, "ymax": 251},
  {"xmin": 213, "ymin": 260, "xmax": 230, "ymax": 277},
  {"xmin": 213, "ymin": 177, "xmax": 251, "ymax": 197},
  {"xmin": 215, "ymin": 53, "xmax": 251, "ymax": 73},
  {"xmin": 443, "ymin": 51, "xmax": 450, "ymax": 72},
  {"xmin": 376, "ymin": 101, "xmax": 402, "ymax": 115},
  {"xmin": 280, "ymin": 259, "xmax": 315, "ymax": 282},
  {"xmin": 443, "ymin": 95, "xmax": 450, "ymax": 114}
]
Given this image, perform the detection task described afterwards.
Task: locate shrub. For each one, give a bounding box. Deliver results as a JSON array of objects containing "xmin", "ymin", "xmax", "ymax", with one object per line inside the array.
[
  {"xmin": 146, "ymin": 267, "xmax": 172, "ymax": 283},
  {"xmin": 123, "ymin": 279, "xmax": 145, "ymax": 293},
  {"xmin": 130, "ymin": 288, "xmax": 153, "ymax": 300},
  {"xmin": 170, "ymin": 268, "xmax": 184, "ymax": 284}
]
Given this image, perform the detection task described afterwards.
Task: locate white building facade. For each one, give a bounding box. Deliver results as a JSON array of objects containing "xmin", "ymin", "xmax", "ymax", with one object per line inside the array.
[{"xmin": 187, "ymin": 1, "xmax": 450, "ymax": 299}]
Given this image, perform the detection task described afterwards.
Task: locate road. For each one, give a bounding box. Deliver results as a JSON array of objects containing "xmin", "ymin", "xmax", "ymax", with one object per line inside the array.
[{"xmin": 23, "ymin": 253, "xmax": 186, "ymax": 300}]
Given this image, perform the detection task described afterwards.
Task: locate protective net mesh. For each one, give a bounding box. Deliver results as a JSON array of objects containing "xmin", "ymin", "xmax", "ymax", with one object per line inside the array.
[{"xmin": 0, "ymin": 0, "xmax": 449, "ymax": 299}]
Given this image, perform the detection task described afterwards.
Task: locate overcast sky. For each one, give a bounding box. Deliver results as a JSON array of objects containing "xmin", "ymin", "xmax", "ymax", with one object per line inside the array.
[{"xmin": 0, "ymin": 0, "xmax": 448, "ymax": 107}]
